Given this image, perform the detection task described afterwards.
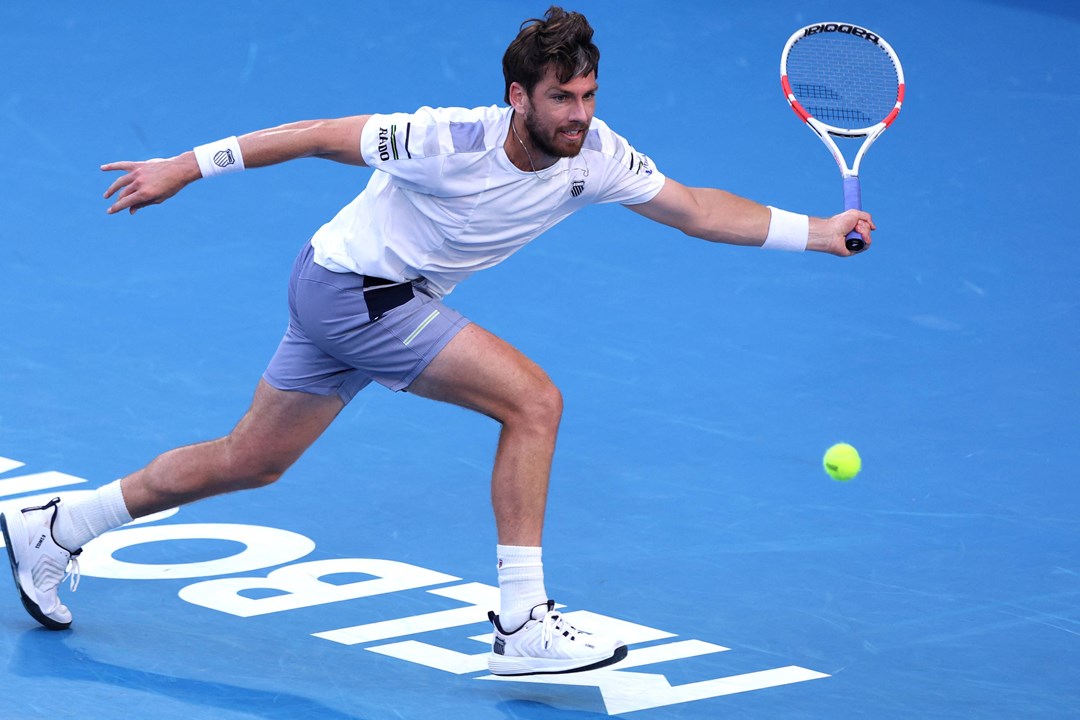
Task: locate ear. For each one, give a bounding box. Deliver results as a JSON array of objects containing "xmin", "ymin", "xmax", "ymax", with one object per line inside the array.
[{"xmin": 508, "ymin": 82, "xmax": 528, "ymax": 114}]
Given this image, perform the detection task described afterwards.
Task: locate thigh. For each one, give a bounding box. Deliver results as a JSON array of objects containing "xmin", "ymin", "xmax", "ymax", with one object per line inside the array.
[{"xmin": 406, "ymin": 323, "xmax": 556, "ymax": 421}]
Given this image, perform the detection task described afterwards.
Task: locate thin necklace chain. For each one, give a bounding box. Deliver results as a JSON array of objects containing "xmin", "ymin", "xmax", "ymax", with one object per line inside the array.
[
  {"xmin": 511, "ymin": 111, "xmax": 554, "ymax": 180},
  {"xmin": 509, "ymin": 111, "xmax": 588, "ymax": 182}
]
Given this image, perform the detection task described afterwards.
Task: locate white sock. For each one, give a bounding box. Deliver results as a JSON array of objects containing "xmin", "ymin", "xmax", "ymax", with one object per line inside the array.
[
  {"xmin": 53, "ymin": 479, "xmax": 133, "ymax": 551},
  {"xmin": 497, "ymin": 544, "xmax": 547, "ymax": 631}
]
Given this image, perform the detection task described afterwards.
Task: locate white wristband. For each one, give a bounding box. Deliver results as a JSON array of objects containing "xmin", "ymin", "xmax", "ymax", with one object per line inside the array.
[
  {"xmin": 193, "ymin": 136, "xmax": 245, "ymax": 178},
  {"xmin": 762, "ymin": 206, "xmax": 809, "ymax": 252}
]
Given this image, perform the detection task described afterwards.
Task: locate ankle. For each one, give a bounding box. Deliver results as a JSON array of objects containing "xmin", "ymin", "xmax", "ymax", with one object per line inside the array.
[
  {"xmin": 497, "ymin": 545, "xmax": 547, "ymax": 629},
  {"xmin": 52, "ymin": 480, "xmax": 132, "ymax": 551}
]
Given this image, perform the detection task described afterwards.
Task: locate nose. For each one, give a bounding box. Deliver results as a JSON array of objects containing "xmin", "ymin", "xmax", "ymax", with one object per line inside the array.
[{"xmin": 568, "ymin": 97, "xmax": 588, "ymax": 123}]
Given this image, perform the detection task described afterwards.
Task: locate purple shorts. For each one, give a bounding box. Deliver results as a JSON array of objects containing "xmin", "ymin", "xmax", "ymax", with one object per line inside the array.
[{"xmin": 263, "ymin": 243, "xmax": 470, "ymax": 403}]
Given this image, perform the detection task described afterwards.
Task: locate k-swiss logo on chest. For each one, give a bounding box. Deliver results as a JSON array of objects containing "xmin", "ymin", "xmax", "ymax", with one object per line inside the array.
[{"xmin": 570, "ymin": 179, "xmax": 585, "ymax": 197}]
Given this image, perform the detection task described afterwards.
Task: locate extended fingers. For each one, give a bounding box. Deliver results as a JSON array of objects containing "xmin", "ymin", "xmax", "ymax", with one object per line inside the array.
[
  {"xmin": 106, "ymin": 174, "xmax": 156, "ymax": 214},
  {"xmin": 102, "ymin": 161, "xmax": 159, "ymax": 213},
  {"xmin": 102, "ymin": 157, "xmax": 189, "ymax": 215},
  {"xmin": 101, "ymin": 160, "xmax": 138, "ymax": 173},
  {"xmin": 103, "ymin": 171, "xmax": 136, "ymax": 201},
  {"xmin": 106, "ymin": 179, "xmax": 141, "ymax": 214}
]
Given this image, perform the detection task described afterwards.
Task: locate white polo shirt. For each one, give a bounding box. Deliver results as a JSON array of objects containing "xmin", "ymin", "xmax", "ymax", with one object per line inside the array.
[{"xmin": 310, "ymin": 104, "xmax": 666, "ymax": 298}]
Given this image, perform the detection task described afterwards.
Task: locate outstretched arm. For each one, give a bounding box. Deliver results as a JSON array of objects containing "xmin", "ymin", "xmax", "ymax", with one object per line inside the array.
[
  {"xmin": 628, "ymin": 177, "xmax": 875, "ymax": 257},
  {"xmin": 102, "ymin": 115, "xmax": 372, "ymax": 215}
]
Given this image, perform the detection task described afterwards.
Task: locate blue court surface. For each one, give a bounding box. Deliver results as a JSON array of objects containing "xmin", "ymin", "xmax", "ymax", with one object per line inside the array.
[{"xmin": 2, "ymin": 1, "xmax": 1078, "ymax": 718}]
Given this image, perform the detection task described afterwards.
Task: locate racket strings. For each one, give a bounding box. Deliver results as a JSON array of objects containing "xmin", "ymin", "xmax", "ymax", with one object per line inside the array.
[
  {"xmin": 792, "ymin": 90, "xmax": 875, "ymax": 127},
  {"xmin": 786, "ymin": 33, "xmax": 899, "ymax": 130}
]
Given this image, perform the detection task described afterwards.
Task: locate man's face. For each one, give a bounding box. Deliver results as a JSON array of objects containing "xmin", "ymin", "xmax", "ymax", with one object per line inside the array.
[{"xmin": 520, "ymin": 66, "xmax": 598, "ymax": 159}]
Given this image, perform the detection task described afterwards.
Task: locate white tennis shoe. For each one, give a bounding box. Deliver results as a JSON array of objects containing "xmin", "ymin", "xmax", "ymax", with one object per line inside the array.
[
  {"xmin": 487, "ymin": 600, "xmax": 628, "ymax": 675},
  {"xmin": 1, "ymin": 498, "xmax": 81, "ymax": 630}
]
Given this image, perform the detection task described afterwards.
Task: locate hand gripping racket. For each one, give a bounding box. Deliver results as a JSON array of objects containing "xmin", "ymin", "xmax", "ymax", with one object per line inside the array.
[{"xmin": 780, "ymin": 22, "xmax": 904, "ymax": 251}]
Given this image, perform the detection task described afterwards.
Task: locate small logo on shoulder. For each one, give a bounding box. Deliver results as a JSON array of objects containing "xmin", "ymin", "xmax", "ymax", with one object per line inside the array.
[
  {"xmin": 570, "ymin": 179, "xmax": 585, "ymax": 197},
  {"xmin": 628, "ymin": 151, "xmax": 653, "ymax": 176}
]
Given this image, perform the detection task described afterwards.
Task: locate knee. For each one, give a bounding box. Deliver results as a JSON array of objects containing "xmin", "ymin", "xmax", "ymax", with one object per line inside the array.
[
  {"xmin": 538, "ymin": 381, "xmax": 563, "ymax": 428},
  {"xmin": 514, "ymin": 377, "xmax": 563, "ymax": 435}
]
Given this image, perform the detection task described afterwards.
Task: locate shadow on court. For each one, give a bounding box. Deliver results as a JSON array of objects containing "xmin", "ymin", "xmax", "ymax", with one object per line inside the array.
[{"xmin": 9, "ymin": 630, "xmax": 370, "ymax": 720}]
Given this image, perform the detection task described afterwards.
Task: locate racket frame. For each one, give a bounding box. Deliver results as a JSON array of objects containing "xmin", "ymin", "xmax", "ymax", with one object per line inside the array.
[{"xmin": 780, "ymin": 22, "xmax": 905, "ymax": 250}]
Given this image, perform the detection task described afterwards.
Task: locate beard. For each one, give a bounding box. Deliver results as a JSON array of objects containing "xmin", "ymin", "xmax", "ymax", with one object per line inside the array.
[{"xmin": 523, "ymin": 111, "xmax": 588, "ymax": 159}]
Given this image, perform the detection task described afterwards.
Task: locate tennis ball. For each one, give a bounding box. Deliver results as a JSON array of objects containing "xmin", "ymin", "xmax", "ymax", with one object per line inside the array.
[{"xmin": 823, "ymin": 443, "xmax": 861, "ymax": 481}]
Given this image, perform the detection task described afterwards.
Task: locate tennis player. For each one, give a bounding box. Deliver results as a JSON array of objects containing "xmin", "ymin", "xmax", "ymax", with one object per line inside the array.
[{"xmin": 2, "ymin": 6, "xmax": 873, "ymax": 676}]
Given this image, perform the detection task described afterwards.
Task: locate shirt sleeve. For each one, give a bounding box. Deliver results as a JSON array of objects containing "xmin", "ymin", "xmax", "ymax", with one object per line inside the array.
[{"xmin": 360, "ymin": 108, "xmax": 446, "ymax": 187}]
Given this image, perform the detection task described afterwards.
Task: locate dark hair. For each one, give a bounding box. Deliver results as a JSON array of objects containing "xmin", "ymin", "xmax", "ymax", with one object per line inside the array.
[{"xmin": 502, "ymin": 6, "xmax": 600, "ymax": 104}]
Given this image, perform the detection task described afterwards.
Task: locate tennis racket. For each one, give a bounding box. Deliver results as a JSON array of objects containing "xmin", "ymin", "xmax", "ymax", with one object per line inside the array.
[{"xmin": 780, "ymin": 22, "xmax": 904, "ymax": 252}]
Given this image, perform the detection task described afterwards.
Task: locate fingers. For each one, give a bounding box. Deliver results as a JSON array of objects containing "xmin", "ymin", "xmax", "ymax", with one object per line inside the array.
[
  {"xmin": 103, "ymin": 171, "xmax": 135, "ymax": 201},
  {"xmin": 858, "ymin": 215, "xmax": 875, "ymax": 240},
  {"xmin": 101, "ymin": 161, "xmax": 140, "ymax": 203},
  {"xmin": 100, "ymin": 161, "xmax": 138, "ymax": 173},
  {"xmin": 102, "ymin": 156, "xmax": 190, "ymax": 216},
  {"xmin": 106, "ymin": 180, "xmax": 139, "ymax": 214},
  {"xmin": 846, "ymin": 211, "xmax": 875, "ymax": 255},
  {"xmin": 848, "ymin": 210, "xmax": 874, "ymax": 232},
  {"xmin": 128, "ymin": 200, "xmax": 156, "ymax": 216},
  {"xmin": 809, "ymin": 211, "xmax": 878, "ymax": 256},
  {"xmin": 106, "ymin": 175, "xmax": 156, "ymax": 215},
  {"xmin": 101, "ymin": 160, "xmax": 163, "ymax": 214}
]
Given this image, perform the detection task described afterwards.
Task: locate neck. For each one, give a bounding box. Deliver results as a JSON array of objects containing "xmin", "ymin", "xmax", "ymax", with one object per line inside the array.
[{"xmin": 505, "ymin": 110, "xmax": 557, "ymax": 173}]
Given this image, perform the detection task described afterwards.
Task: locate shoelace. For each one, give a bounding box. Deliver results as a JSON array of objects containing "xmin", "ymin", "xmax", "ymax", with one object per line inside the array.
[
  {"xmin": 64, "ymin": 555, "xmax": 81, "ymax": 593},
  {"xmin": 35, "ymin": 497, "xmax": 81, "ymax": 593},
  {"xmin": 540, "ymin": 609, "xmax": 584, "ymax": 649}
]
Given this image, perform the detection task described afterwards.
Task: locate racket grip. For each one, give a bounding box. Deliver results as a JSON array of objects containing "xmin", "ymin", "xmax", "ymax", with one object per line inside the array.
[{"xmin": 842, "ymin": 176, "xmax": 865, "ymax": 252}]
